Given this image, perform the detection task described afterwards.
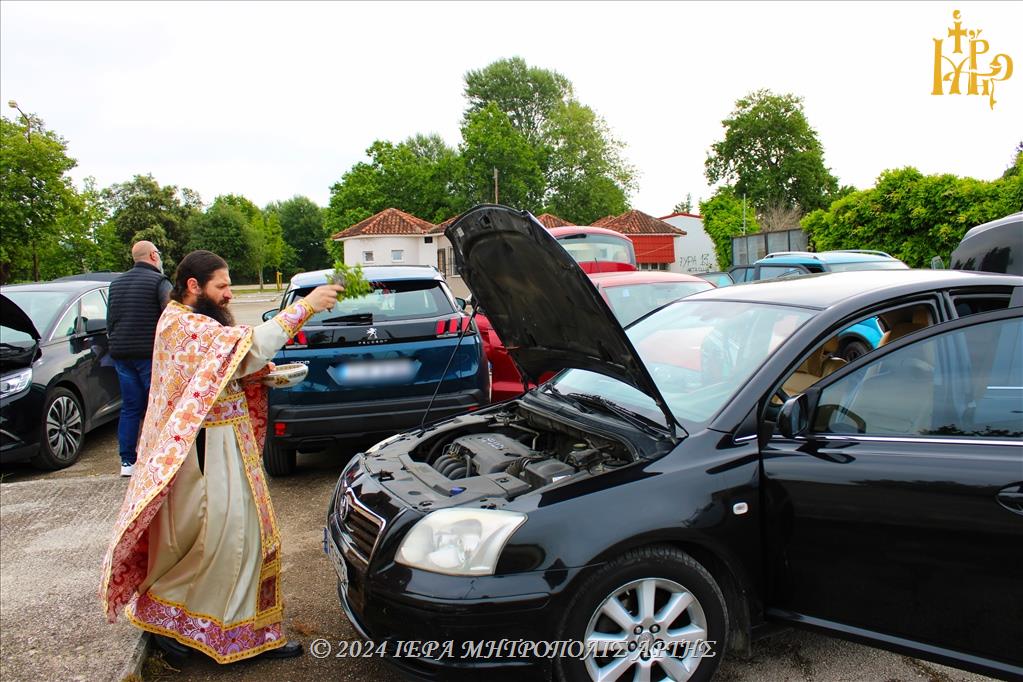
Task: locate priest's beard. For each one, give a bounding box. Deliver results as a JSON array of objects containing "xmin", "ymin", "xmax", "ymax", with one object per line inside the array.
[{"xmin": 193, "ymin": 292, "xmax": 235, "ymax": 326}]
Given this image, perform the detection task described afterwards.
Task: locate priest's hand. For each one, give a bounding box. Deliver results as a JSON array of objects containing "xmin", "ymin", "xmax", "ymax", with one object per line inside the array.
[{"xmin": 303, "ymin": 284, "xmax": 345, "ymax": 312}]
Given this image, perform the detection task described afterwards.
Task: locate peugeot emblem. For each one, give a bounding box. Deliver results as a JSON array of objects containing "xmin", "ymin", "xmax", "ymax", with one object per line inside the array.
[
  {"xmin": 366, "ymin": 327, "xmax": 378, "ymax": 340},
  {"xmin": 338, "ymin": 492, "xmax": 350, "ymax": 520}
]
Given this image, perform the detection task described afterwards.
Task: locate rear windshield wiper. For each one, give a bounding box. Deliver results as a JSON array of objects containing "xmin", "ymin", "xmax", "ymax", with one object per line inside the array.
[
  {"xmin": 566, "ymin": 392, "xmax": 667, "ymax": 437},
  {"xmin": 318, "ymin": 313, "xmax": 373, "ymax": 325}
]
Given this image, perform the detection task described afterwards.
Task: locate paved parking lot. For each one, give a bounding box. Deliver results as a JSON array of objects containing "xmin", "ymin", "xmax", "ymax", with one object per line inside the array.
[{"xmin": 0, "ymin": 293, "xmax": 997, "ymax": 682}]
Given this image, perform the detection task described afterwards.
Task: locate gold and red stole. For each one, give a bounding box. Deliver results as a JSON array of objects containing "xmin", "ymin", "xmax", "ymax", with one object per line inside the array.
[{"xmin": 99, "ymin": 299, "xmax": 310, "ymax": 624}]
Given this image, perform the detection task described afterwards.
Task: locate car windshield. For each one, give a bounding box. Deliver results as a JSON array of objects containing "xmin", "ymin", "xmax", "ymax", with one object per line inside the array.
[
  {"xmin": 288, "ymin": 279, "xmax": 456, "ymax": 324},
  {"xmin": 557, "ymin": 234, "xmax": 635, "ymax": 265},
  {"xmin": 2, "ymin": 290, "xmax": 72, "ymax": 340},
  {"xmin": 604, "ymin": 281, "xmax": 713, "ymax": 327},
  {"xmin": 551, "ymin": 300, "xmax": 814, "ymax": 427},
  {"xmin": 827, "ymin": 260, "xmax": 908, "ymax": 272}
]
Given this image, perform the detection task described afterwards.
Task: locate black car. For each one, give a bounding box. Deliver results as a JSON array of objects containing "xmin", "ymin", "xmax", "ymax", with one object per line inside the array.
[
  {"xmin": 1, "ymin": 281, "xmax": 121, "ymax": 469},
  {"xmin": 323, "ymin": 207, "xmax": 1023, "ymax": 682},
  {"xmin": 951, "ymin": 211, "xmax": 1023, "ymax": 276}
]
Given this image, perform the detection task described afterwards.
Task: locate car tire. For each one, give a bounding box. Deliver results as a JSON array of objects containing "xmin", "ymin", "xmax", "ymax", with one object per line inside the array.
[
  {"xmin": 555, "ymin": 546, "xmax": 728, "ymax": 682},
  {"xmin": 839, "ymin": 339, "xmax": 870, "ymax": 362},
  {"xmin": 263, "ymin": 438, "xmax": 297, "ymax": 477},
  {"xmin": 32, "ymin": 387, "xmax": 85, "ymax": 470}
]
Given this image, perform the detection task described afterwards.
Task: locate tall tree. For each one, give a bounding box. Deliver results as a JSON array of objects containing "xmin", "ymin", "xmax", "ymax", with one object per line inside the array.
[
  {"xmin": 0, "ymin": 114, "xmax": 78, "ymax": 282},
  {"xmin": 271, "ymin": 196, "xmax": 330, "ymax": 273},
  {"xmin": 705, "ymin": 89, "xmax": 839, "ymax": 217},
  {"xmin": 462, "ymin": 58, "xmax": 635, "ymax": 223},
  {"xmin": 186, "ymin": 199, "xmax": 249, "ymax": 269},
  {"xmin": 457, "ymin": 103, "xmax": 545, "ymax": 209},
  {"xmin": 103, "ymin": 174, "xmax": 202, "ymax": 271},
  {"xmin": 325, "ymin": 134, "xmax": 463, "ymax": 236},
  {"xmin": 463, "ymin": 57, "xmax": 572, "ymax": 146}
]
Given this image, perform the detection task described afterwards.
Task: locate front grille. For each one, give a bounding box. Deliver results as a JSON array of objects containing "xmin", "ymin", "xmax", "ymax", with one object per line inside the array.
[{"xmin": 340, "ymin": 490, "xmax": 384, "ymax": 565}]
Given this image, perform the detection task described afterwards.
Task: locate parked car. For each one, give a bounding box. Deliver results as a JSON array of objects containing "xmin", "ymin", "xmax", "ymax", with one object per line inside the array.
[
  {"xmin": 261, "ymin": 266, "xmax": 489, "ymax": 476},
  {"xmin": 951, "ymin": 211, "xmax": 1023, "ymax": 276},
  {"xmin": 1, "ymin": 281, "xmax": 121, "ymax": 469},
  {"xmin": 549, "ymin": 225, "xmax": 637, "ymax": 274},
  {"xmin": 478, "ymin": 271, "xmax": 714, "ymax": 402},
  {"xmin": 325, "ymin": 206, "xmax": 1022, "ymax": 682},
  {"xmin": 719, "ymin": 251, "xmax": 909, "ymax": 360},
  {"xmin": 694, "ymin": 271, "xmax": 734, "ymax": 288}
]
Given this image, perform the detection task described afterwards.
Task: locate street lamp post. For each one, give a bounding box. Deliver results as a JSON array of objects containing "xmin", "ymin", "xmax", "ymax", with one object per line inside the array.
[{"xmin": 7, "ymin": 100, "xmax": 32, "ymax": 141}]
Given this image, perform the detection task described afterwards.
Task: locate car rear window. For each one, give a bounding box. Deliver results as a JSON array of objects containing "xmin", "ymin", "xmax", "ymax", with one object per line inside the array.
[
  {"xmin": 287, "ymin": 279, "xmax": 456, "ymax": 324},
  {"xmin": 604, "ymin": 281, "xmax": 713, "ymax": 326}
]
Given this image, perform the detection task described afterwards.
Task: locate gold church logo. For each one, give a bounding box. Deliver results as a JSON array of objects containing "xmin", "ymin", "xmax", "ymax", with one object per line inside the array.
[{"xmin": 932, "ymin": 10, "xmax": 1013, "ymax": 109}]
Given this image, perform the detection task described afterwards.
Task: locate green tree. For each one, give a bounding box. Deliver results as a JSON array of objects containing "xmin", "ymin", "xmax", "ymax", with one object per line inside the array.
[
  {"xmin": 325, "ymin": 134, "xmax": 463, "ymax": 236},
  {"xmin": 103, "ymin": 174, "xmax": 202, "ymax": 271},
  {"xmin": 186, "ymin": 200, "xmax": 249, "ymax": 269},
  {"xmin": 463, "ymin": 56, "xmax": 572, "ymax": 146},
  {"xmin": 38, "ymin": 177, "xmax": 111, "ymax": 279},
  {"xmin": 272, "ymin": 196, "xmax": 330, "ymax": 274},
  {"xmin": 462, "ymin": 58, "xmax": 635, "ymax": 223},
  {"xmin": 673, "ymin": 193, "xmax": 694, "ymax": 214},
  {"xmin": 699, "ymin": 187, "xmax": 760, "ymax": 268},
  {"xmin": 457, "ymin": 103, "xmax": 545, "ymax": 209},
  {"xmin": 802, "ymin": 167, "xmax": 1022, "ymax": 267},
  {"xmin": 705, "ymin": 89, "xmax": 839, "ymax": 217},
  {"xmin": 0, "ymin": 114, "xmax": 78, "ymax": 282}
]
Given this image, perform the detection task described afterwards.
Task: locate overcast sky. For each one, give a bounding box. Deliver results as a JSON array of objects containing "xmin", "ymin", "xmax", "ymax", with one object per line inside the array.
[{"xmin": 2, "ymin": 1, "xmax": 1020, "ymax": 219}]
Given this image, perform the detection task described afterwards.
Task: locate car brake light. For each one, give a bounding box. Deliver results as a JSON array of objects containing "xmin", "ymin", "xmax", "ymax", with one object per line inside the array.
[
  {"xmin": 435, "ymin": 320, "xmax": 447, "ymax": 335},
  {"xmin": 436, "ymin": 316, "xmax": 474, "ymax": 337},
  {"xmin": 287, "ymin": 330, "xmax": 308, "ymax": 346},
  {"xmin": 274, "ymin": 422, "xmax": 287, "ymax": 436}
]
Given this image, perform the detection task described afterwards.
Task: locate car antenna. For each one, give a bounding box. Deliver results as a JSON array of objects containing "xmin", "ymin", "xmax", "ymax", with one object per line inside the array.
[{"xmin": 417, "ymin": 298, "xmax": 481, "ymax": 436}]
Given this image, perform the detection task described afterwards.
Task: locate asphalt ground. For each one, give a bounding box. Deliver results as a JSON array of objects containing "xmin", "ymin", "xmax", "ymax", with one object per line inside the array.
[{"xmin": 0, "ymin": 292, "xmax": 996, "ymax": 682}]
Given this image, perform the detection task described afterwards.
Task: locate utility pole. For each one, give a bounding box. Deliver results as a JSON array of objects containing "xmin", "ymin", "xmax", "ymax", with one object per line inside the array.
[{"xmin": 493, "ymin": 167, "xmax": 499, "ymax": 204}]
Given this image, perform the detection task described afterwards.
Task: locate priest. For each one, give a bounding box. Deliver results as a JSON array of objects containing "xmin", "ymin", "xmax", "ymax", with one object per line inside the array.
[{"xmin": 100, "ymin": 250, "xmax": 341, "ymax": 663}]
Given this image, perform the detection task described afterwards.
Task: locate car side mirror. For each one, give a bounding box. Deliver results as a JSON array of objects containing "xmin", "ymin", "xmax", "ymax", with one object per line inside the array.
[
  {"xmin": 262, "ymin": 309, "xmax": 278, "ymax": 322},
  {"xmin": 778, "ymin": 391, "xmax": 814, "ymax": 438},
  {"xmin": 455, "ymin": 297, "xmax": 468, "ymax": 311},
  {"xmin": 85, "ymin": 317, "xmax": 107, "ymax": 334}
]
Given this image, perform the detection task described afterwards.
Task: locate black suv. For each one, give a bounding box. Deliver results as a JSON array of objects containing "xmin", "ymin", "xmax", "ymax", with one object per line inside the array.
[{"xmin": 325, "ymin": 207, "xmax": 1022, "ymax": 681}]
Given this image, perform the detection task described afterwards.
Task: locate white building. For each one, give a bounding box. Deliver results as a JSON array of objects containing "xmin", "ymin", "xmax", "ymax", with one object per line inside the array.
[{"xmin": 659, "ymin": 212, "xmax": 719, "ymax": 273}]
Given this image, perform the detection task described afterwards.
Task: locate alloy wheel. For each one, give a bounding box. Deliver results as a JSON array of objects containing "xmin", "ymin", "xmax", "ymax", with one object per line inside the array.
[
  {"xmin": 583, "ymin": 577, "xmax": 709, "ymax": 682},
  {"xmin": 46, "ymin": 395, "xmax": 83, "ymax": 462}
]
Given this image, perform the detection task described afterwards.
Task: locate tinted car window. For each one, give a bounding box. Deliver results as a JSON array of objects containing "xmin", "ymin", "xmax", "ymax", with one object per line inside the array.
[
  {"xmin": 53, "ymin": 301, "xmax": 79, "ymax": 338},
  {"xmin": 814, "ymin": 316, "xmax": 1023, "ymax": 438},
  {"xmin": 80, "ymin": 289, "xmax": 107, "ymax": 324},
  {"xmin": 288, "ymin": 280, "xmax": 455, "ymax": 323},
  {"xmin": 3, "ymin": 290, "xmax": 73, "ymax": 337}
]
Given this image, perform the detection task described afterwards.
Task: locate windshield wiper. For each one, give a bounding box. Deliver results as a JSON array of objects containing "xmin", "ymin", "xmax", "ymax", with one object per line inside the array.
[
  {"xmin": 318, "ymin": 313, "xmax": 373, "ymax": 325},
  {"xmin": 565, "ymin": 392, "xmax": 667, "ymax": 437},
  {"xmin": 538, "ymin": 383, "xmax": 591, "ymax": 413}
]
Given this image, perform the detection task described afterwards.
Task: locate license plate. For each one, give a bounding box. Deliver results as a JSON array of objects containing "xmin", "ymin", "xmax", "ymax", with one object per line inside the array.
[
  {"xmin": 330, "ymin": 359, "xmax": 416, "ymax": 385},
  {"xmin": 328, "ymin": 537, "xmax": 349, "ymax": 589}
]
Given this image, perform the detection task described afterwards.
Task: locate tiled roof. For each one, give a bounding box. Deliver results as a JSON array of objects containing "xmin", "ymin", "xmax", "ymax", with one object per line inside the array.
[
  {"xmin": 592, "ymin": 210, "xmax": 687, "ymax": 235},
  {"xmin": 534, "ymin": 213, "xmax": 575, "ymax": 228},
  {"xmin": 429, "ymin": 215, "xmax": 458, "ymax": 234},
  {"xmin": 332, "ymin": 208, "xmax": 436, "ymax": 239}
]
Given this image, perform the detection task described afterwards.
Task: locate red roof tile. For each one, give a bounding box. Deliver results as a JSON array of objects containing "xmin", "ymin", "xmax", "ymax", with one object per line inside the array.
[
  {"xmin": 332, "ymin": 207, "xmax": 436, "ymax": 239},
  {"xmin": 428, "ymin": 215, "xmax": 458, "ymax": 234},
  {"xmin": 592, "ymin": 210, "xmax": 686, "ymax": 235},
  {"xmin": 534, "ymin": 213, "xmax": 575, "ymax": 229}
]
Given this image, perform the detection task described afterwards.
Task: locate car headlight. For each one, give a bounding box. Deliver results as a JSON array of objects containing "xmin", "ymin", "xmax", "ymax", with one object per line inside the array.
[
  {"xmin": 396, "ymin": 508, "xmax": 526, "ymax": 576},
  {"xmin": 0, "ymin": 368, "xmax": 32, "ymax": 398}
]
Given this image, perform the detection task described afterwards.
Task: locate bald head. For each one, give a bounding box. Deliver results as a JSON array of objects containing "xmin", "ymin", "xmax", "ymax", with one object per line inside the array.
[{"xmin": 132, "ymin": 241, "xmax": 158, "ymax": 262}]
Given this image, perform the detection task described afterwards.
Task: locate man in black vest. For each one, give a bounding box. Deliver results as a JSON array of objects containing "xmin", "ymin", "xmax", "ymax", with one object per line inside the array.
[{"xmin": 108, "ymin": 241, "xmax": 172, "ymax": 476}]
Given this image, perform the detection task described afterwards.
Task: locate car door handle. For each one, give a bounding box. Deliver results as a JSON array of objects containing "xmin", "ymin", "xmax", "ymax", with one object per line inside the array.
[{"xmin": 996, "ymin": 484, "xmax": 1023, "ymax": 516}]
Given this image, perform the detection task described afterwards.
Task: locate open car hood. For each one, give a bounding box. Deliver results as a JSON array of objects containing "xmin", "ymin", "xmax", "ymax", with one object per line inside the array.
[
  {"xmin": 446, "ymin": 205, "xmax": 680, "ymax": 434},
  {"xmin": 1, "ymin": 294, "xmax": 40, "ymax": 340},
  {"xmin": 1, "ymin": 294, "xmax": 41, "ymax": 372}
]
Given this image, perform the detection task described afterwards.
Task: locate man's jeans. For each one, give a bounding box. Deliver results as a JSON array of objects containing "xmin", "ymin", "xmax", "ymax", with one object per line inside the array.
[{"xmin": 114, "ymin": 359, "xmax": 152, "ymax": 466}]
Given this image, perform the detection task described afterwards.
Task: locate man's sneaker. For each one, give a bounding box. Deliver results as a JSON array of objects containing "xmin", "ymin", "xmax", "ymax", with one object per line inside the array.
[{"xmin": 120, "ymin": 464, "xmax": 134, "ymax": 477}]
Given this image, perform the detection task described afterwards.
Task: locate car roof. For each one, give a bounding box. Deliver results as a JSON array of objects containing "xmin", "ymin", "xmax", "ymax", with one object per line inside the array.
[
  {"xmin": 588, "ymin": 271, "xmax": 710, "ymax": 287},
  {"xmin": 755, "ymin": 250, "xmax": 899, "ymax": 266},
  {"xmin": 290, "ymin": 265, "xmax": 444, "ymax": 288},
  {"xmin": 0, "ymin": 280, "xmax": 109, "ymax": 294},
  {"xmin": 686, "ymin": 269, "xmax": 1020, "ymax": 309}
]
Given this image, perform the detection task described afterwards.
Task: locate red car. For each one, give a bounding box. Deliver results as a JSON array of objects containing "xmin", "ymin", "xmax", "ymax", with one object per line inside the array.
[
  {"xmin": 548, "ymin": 226, "xmax": 637, "ymax": 274},
  {"xmin": 478, "ymin": 271, "xmax": 714, "ymax": 401}
]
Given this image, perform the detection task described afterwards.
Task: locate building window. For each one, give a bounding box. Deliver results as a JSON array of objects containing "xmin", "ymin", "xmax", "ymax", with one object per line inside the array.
[
  {"xmin": 391, "ymin": 249, "xmax": 404, "ymax": 263},
  {"xmin": 437, "ymin": 248, "xmax": 456, "ymax": 276},
  {"xmin": 424, "ymin": 236, "xmax": 434, "ymax": 244},
  {"xmin": 363, "ymin": 251, "xmax": 374, "ymax": 263}
]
